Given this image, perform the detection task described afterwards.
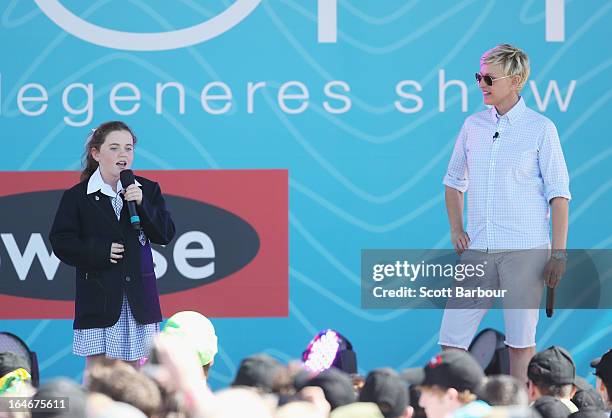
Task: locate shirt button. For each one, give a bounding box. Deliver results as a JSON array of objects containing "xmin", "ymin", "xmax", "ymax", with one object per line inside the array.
[{"xmin": 125, "ymin": 276, "xmax": 131, "ymax": 282}]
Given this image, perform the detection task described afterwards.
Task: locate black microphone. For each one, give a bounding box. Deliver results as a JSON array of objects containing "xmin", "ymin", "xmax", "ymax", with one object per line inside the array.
[
  {"xmin": 119, "ymin": 169, "xmax": 141, "ymax": 230},
  {"xmin": 493, "ymin": 131, "xmax": 499, "ymax": 141},
  {"xmin": 546, "ymin": 286, "xmax": 555, "ymax": 317}
]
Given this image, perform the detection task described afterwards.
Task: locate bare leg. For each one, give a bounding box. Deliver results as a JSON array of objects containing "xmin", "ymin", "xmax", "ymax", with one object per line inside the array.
[
  {"xmin": 83, "ymin": 354, "xmax": 106, "ymax": 385},
  {"xmin": 441, "ymin": 345, "xmax": 466, "ymax": 351},
  {"xmin": 125, "ymin": 359, "xmax": 140, "ymax": 370},
  {"xmin": 508, "ymin": 346, "xmax": 535, "ymax": 383}
]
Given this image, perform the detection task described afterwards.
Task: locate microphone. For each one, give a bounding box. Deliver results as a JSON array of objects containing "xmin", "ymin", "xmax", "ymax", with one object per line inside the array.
[
  {"xmin": 546, "ymin": 286, "xmax": 555, "ymax": 317},
  {"xmin": 493, "ymin": 132, "xmax": 499, "ymax": 141},
  {"xmin": 119, "ymin": 169, "xmax": 141, "ymax": 230}
]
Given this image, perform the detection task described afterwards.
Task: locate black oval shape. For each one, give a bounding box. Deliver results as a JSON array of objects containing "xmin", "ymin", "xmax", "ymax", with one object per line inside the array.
[
  {"xmin": 154, "ymin": 194, "xmax": 260, "ymax": 294},
  {"xmin": 0, "ymin": 191, "xmax": 260, "ymax": 300}
]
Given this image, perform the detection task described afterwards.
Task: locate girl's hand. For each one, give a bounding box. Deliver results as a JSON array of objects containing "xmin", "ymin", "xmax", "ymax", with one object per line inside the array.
[
  {"xmin": 123, "ymin": 184, "xmax": 142, "ymax": 205},
  {"xmin": 110, "ymin": 242, "xmax": 124, "ymax": 264}
]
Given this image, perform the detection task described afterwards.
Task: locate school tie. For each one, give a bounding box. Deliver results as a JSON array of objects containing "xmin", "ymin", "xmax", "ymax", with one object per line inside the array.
[
  {"xmin": 111, "ymin": 193, "xmax": 123, "ymax": 220},
  {"xmin": 111, "ymin": 192, "xmax": 147, "ymax": 245}
]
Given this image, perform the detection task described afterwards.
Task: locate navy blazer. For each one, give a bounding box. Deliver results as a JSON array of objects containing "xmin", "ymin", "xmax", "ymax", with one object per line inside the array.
[{"xmin": 49, "ymin": 176, "xmax": 175, "ymax": 329}]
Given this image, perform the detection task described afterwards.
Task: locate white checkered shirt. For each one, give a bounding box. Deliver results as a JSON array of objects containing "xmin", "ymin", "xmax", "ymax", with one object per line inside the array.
[{"xmin": 443, "ymin": 97, "xmax": 571, "ymax": 250}]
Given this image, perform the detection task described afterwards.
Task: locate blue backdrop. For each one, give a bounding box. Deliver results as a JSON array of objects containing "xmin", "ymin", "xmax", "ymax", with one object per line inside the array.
[{"xmin": 1, "ymin": 0, "xmax": 610, "ymax": 388}]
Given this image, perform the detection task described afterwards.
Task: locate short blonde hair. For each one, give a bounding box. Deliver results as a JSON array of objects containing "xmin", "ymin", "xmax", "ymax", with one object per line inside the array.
[{"xmin": 481, "ymin": 44, "xmax": 530, "ymax": 91}]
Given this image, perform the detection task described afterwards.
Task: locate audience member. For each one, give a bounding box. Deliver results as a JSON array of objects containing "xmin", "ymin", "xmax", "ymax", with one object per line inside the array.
[
  {"xmin": 591, "ymin": 349, "xmax": 612, "ymax": 417},
  {"xmin": 298, "ymin": 368, "xmax": 356, "ymax": 410},
  {"xmin": 527, "ymin": 346, "xmax": 578, "ymax": 413},
  {"xmin": 572, "ymin": 377, "xmax": 605, "ymax": 412},
  {"xmin": 232, "ymin": 354, "xmax": 283, "ymax": 394},
  {"xmin": 359, "ymin": 368, "xmax": 411, "ymax": 418},
  {"xmin": 162, "ymin": 311, "xmax": 218, "ymax": 380},
  {"xmin": 532, "ymin": 395, "xmax": 572, "ymax": 418},
  {"xmin": 418, "ymin": 351, "xmax": 488, "ymax": 418},
  {"xmin": 401, "ymin": 368, "xmax": 425, "ymax": 418},
  {"xmin": 85, "ymin": 358, "xmax": 162, "ymax": 417},
  {"xmin": 479, "ymin": 375, "xmax": 530, "ymax": 406}
]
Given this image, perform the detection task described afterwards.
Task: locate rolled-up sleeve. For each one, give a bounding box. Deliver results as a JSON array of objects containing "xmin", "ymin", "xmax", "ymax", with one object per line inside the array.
[
  {"xmin": 443, "ymin": 122, "xmax": 469, "ymax": 192},
  {"xmin": 538, "ymin": 121, "xmax": 571, "ymax": 203}
]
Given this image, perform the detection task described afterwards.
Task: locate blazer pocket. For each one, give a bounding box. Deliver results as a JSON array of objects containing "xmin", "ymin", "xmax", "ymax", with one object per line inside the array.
[{"xmin": 78, "ymin": 279, "xmax": 106, "ymax": 316}]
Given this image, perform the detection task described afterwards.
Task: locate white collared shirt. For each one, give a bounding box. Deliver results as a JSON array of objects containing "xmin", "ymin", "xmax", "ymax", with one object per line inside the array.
[
  {"xmin": 87, "ymin": 167, "xmax": 141, "ymax": 197},
  {"xmin": 443, "ymin": 97, "xmax": 571, "ymax": 250}
]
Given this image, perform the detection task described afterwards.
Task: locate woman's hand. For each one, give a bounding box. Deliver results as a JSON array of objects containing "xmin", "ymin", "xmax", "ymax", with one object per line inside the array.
[
  {"xmin": 110, "ymin": 242, "xmax": 124, "ymax": 264},
  {"xmin": 543, "ymin": 257, "xmax": 566, "ymax": 288},
  {"xmin": 451, "ymin": 230, "xmax": 470, "ymax": 255},
  {"xmin": 123, "ymin": 184, "xmax": 143, "ymax": 205}
]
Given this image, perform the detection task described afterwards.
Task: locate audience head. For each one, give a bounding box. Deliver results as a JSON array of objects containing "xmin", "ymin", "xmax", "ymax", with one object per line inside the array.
[
  {"xmin": 232, "ymin": 353, "xmax": 284, "ymax": 394},
  {"xmin": 527, "ymin": 346, "xmax": 576, "ymax": 402},
  {"xmin": 568, "ymin": 409, "xmax": 608, "ymax": 418},
  {"xmin": 591, "ymin": 349, "xmax": 611, "ymax": 408},
  {"xmin": 401, "ymin": 368, "xmax": 426, "ymax": 418},
  {"xmin": 331, "ymin": 402, "xmax": 386, "ymax": 418},
  {"xmin": 478, "ymin": 374, "xmax": 529, "ymax": 406},
  {"xmin": 359, "ymin": 368, "xmax": 410, "ymax": 418},
  {"xmin": 209, "ymin": 388, "xmax": 273, "ymax": 418},
  {"xmin": 418, "ymin": 351, "xmax": 485, "ymax": 418},
  {"xmin": 0, "ymin": 352, "xmax": 32, "ymax": 395},
  {"xmin": 299, "ymin": 367, "xmax": 356, "ymax": 410},
  {"xmin": 31, "ymin": 378, "xmax": 87, "ymax": 418},
  {"xmin": 486, "ymin": 405, "xmax": 542, "ymax": 418},
  {"xmin": 571, "ymin": 376, "xmax": 605, "ymax": 411},
  {"xmin": 276, "ymin": 400, "xmax": 328, "ymax": 418},
  {"xmin": 531, "ymin": 395, "xmax": 572, "ymax": 418},
  {"xmin": 85, "ymin": 358, "xmax": 162, "ymax": 417},
  {"xmin": 162, "ymin": 310, "xmax": 218, "ymax": 377}
]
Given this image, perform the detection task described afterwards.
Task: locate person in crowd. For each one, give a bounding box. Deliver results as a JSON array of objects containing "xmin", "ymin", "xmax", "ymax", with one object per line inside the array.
[
  {"xmin": 162, "ymin": 311, "xmax": 218, "ymax": 380},
  {"xmin": 0, "ymin": 352, "xmax": 32, "ymax": 395},
  {"xmin": 31, "ymin": 378, "xmax": 87, "ymax": 418},
  {"xmin": 85, "ymin": 357, "xmax": 162, "ymax": 417},
  {"xmin": 527, "ymin": 346, "xmax": 578, "ymax": 413},
  {"xmin": 401, "ymin": 368, "xmax": 426, "ymax": 418},
  {"xmin": 418, "ymin": 350, "xmax": 488, "ymax": 418},
  {"xmin": 532, "ymin": 396, "xmax": 573, "ymax": 418},
  {"xmin": 232, "ymin": 354, "xmax": 284, "ymax": 394},
  {"xmin": 591, "ymin": 349, "xmax": 612, "ymax": 417},
  {"xmin": 478, "ymin": 374, "xmax": 530, "ymax": 406},
  {"xmin": 572, "ymin": 377, "xmax": 605, "ymax": 412},
  {"xmin": 359, "ymin": 368, "xmax": 412, "ymax": 418},
  {"xmin": 297, "ymin": 368, "xmax": 356, "ymax": 411}
]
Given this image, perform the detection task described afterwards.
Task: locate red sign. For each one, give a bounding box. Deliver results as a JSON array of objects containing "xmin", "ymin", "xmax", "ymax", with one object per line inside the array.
[{"xmin": 0, "ymin": 170, "xmax": 288, "ymax": 318}]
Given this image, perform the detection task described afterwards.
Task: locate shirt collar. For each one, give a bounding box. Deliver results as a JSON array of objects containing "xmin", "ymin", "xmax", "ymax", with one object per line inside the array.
[
  {"xmin": 87, "ymin": 167, "xmax": 141, "ymax": 197},
  {"xmin": 490, "ymin": 96, "xmax": 526, "ymax": 125}
]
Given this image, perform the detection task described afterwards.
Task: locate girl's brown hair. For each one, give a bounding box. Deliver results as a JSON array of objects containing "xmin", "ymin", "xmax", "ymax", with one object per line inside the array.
[{"xmin": 80, "ymin": 121, "xmax": 137, "ymax": 182}]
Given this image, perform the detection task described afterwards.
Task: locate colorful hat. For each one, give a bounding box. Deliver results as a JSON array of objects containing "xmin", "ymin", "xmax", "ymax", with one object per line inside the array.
[{"xmin": 162, "ymin": 311, "xmax": 218, "ymax": 366}]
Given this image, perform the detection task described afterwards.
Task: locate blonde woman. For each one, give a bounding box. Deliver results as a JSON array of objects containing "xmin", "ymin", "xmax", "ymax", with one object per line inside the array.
[{"xmin": 439, "ymin": 44, "xmax": 570, "ymax": 382}]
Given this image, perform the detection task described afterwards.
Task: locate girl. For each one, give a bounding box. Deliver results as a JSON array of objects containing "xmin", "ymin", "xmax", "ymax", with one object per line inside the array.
[{"xmin": 50, "ymin": 121, "xmax": 175, "ymax": 369}]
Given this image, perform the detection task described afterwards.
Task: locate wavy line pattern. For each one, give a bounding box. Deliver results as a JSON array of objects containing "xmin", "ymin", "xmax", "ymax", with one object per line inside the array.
[{"xmin": 0, "ymin": 1, "xmax": 610, "ymax": 387}]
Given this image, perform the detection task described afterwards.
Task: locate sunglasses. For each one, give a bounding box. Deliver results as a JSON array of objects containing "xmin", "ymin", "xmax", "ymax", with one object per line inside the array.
[{"xmin": 475, "ymin": 72, "xmax": 513, "ymax": 86}]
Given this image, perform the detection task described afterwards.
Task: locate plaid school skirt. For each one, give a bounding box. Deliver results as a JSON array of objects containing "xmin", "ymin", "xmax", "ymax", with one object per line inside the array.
[{"xmin": 73, "ymin": 292, "xmax": 159, "ymax": 361}]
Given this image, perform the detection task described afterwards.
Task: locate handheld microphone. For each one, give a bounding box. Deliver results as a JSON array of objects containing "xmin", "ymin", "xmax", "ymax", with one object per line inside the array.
[
  {"xmin": 119, "ymin": 169, "xmax": 141, "ymax": 230},
  {"xmin": 493, "ymin": 132, "xmax": 499, "ymax": 141},
  {"xmin": 546, "ymin": 286, "xmax": 555, "ymax": 317}
]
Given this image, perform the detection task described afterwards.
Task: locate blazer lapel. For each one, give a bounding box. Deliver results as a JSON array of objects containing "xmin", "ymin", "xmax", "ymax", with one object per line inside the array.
[{"xmin": 86, "ymin": 192, "xmax": 123, "ymax": 234}]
